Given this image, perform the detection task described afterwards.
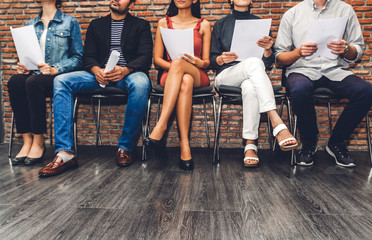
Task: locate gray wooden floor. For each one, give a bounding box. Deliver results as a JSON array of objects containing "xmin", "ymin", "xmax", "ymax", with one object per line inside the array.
[{"xmin": 0, "ymin": 143, "xmax": 371, "ymax": 240}]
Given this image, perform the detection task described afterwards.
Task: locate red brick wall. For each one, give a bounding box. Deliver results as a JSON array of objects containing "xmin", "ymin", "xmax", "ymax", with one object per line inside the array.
[{"xmin": 1, "ymin": 0, "xmax": 371, "ymax": 150}]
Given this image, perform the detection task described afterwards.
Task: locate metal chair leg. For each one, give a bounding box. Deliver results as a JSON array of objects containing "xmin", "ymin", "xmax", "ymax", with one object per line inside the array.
[
  {"xmin": 142, "ymin": 97, "xmax": 152, "ymax": 161},
  {"xmin": 213, "ymin": 96, "xmax": 223, "ymax": 164},
  {"xmin": 73, "ymin": 97, "xmax": 79, "ymax": 155},
  {"xmin": 291, "ymin": 114, "xmax": 298, "ymax": 166},
  {"xmin": 49, "ymin": 98, "xmax": 53, "ymax": 146},
  {"xmin": 203, "ymin": 98, "xmax": 210, "ymax": 148},
  {"xmin": 156, "ymin": 98, "xmax": 161, "ymax": 122},
  {"xmin": 96, "ymin": 99, "xmax": 102, "ymax": 146},
  {"xmin": 327, "ymin": 101, "xmax": 333, "ymax": 135},
  {"xmin": 8, "ymin": 112, "xmax": 15, "ymax": 158},
  {"xmin": 267, "ymin": 115, "xmax": 273, "ymax": 150},
  {"xmin": 366, "ymin": 114, "xmax": 372, "ymax": 166}
]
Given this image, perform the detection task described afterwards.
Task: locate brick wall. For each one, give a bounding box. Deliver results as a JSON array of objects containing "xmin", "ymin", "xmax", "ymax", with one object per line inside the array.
[{"xmin": 1, "ymin": 0, "xmax": 371, "ymax": 150}]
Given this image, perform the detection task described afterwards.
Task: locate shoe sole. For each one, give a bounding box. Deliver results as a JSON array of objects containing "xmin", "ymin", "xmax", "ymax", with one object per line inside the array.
[{"xmin": 325, "ymin": 146, "xmax": 356, "ymax": 168}]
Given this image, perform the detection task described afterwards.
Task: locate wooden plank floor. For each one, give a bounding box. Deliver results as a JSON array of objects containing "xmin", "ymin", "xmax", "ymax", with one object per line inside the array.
[{"xmin": 0, "ymin": 143, "xmax": 371, "ymax": 240}]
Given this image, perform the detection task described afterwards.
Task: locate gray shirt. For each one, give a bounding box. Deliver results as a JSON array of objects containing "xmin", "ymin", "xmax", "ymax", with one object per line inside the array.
[{"xmin": 274, "ymin": 0, "xmax": 364, "ymax": 81}]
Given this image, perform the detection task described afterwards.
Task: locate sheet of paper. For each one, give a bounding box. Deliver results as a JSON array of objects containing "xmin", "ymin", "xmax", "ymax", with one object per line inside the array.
[
  {"xmin": 160, "ymin": 27, "xmax": 194, "ymax": 60},
  {"xmin": 10, "ymin": 25, "xmax": 44, "ymax": 70},
  {"xmin": 230, "ymin": 19, "xmax": 272, "ymax": 61},
  {"xmin": 100, "ymin": 50, "xmax": 121, "ymax": 88},
  {"xmin": 305, "ymin": 16, "xmax": 348, "ymax": 60}
]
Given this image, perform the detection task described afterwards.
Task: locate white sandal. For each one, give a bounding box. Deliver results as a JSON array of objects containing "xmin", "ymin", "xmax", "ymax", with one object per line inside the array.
[
  {"xmin": 273, "ymin": 123, "xmax": 298, "ymax": 151},
  {"xmin": 244, "ymin": 144, "xmax": 259, "ymax": 167}
]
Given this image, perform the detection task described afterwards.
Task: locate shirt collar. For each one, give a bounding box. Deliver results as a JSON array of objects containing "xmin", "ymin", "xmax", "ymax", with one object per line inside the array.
[
  {"xmin": 35, "ymin": 9, "xmax": 63, "ymax": 24},
  {"xmin": 306, "ymin": 0, "xmax": 331, "ymax": 11}
]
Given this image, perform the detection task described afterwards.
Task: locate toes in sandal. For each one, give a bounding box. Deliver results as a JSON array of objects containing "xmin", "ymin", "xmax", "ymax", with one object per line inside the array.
[
  {"xmin": 244, "ymin": 144, "xmax": 259, "ymax": 168},
  {"xmin": 273, "ymin": 123, "xmax": 298, "ymax": 151}
]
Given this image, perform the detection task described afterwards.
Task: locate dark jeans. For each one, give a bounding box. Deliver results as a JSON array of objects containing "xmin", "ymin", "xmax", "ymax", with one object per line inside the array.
[
  {"xmin": 8, "ymin": 74, "xmax": 55, "ymax": 134},
  {"xmin": 286, "ymin": 73, "xmax": 372, "ymax": 146}
]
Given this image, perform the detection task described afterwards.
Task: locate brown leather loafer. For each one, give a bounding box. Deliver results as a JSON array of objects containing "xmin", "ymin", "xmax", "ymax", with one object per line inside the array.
[
  {"xmin": 117, "ymin": 149, "xmax": 133, "ymax": 167},
  {"xmin": 39, "ymin": 155, "xmax": 78, "ymax": 178}
]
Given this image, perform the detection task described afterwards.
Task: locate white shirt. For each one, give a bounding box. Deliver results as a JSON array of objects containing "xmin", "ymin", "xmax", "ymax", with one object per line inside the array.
[
  {"xmin": 39, "ymin": 28, "xmax": 47, "ymax": 60},
  {"xmin": 275, "ymin": 0, "xmax": 364, "ymax": 81}
]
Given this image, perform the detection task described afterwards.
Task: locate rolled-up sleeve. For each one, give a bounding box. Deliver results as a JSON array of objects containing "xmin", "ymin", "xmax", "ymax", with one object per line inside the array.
[
  {"xmin": 274, "ymin": 11, "xmax": 294, "ymax": 61},
  {"xmin": 343, "ymin": 6, "xmax": 364, "ymax": 62}
]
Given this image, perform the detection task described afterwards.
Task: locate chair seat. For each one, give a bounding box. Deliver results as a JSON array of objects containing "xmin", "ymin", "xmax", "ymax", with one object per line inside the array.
[
  {"xmin": 78, "ymin": 86, "xmax": 128, "ymax": 98},
  {"xmin": 313, "ymin": 87, "xmax": 337, "ymax": 99},
  {"xmin": 217, "ymin": 84, "xmax": 285, "ymax": 96},
  {"xmin": 152, "ymin": 85, "xmax": 214, "ymax": 96}
]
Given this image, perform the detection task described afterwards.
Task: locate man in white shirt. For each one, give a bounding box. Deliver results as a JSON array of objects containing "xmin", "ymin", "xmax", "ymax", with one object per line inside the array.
[{"xmin": 275, "ymin": 0, "xmax": 372, "ymax": 167}]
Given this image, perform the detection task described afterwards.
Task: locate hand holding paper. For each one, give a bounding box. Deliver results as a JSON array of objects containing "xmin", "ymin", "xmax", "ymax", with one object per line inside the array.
[
  {"xmin": 230, "ymin": 19, "xmax": 272, "ymax": 61},
  {"xmin": 305, "ymin": 16, "xmax": 348, "ymax": 59},
  {"xmin": 100, "ymin": 50, "xmax": 120, "ymax": 88}
]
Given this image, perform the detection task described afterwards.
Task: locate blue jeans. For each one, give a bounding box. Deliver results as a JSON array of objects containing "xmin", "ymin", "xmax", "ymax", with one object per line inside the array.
[{"xmin": 53, "ymin": 71, "xmax": 150, "ymax": 154}]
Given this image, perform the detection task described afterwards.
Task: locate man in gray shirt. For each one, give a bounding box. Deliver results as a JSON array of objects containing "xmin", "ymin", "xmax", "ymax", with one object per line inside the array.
[{"xmin": 275, "ymin": 0, "xmax": 372, "ymax": 167}]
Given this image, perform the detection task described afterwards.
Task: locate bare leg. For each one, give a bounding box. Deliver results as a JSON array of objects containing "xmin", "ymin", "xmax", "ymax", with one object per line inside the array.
[
  {"xmin": 176, "ymin": 74, "xmax": 194, "ymax": 160},
  {"xmin": 149, "ymin": 59, "xmax": 201, "ymax": 140},
  {"xmin": 27, "ymin": 134, "xmax": 45, "ymax": 158},
  {"xmin": 267, "ymin": 110, "xmax": 297, "ymax": 145},
  {"xmin": 16, "ymin": 133, "xmax": 33, "ymax": 158}
]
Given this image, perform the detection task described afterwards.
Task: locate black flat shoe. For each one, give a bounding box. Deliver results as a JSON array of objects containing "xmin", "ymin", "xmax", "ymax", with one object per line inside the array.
[
  {"xmin": 143, "ymin": 137, "xmax": 165, "ymax": 147},
  {"xmin": 24, "ymin": 147, "xmax": 46, "ymax": 166},
  {"xmin": 179, "ymin": 159, "xmax": 193, "ymax": 170},
  {"xmin": 11, "ymin": 156, "xmax": 27, "ymax": 165}
]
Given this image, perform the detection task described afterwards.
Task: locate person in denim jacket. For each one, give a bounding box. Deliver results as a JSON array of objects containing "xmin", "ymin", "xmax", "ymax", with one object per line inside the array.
[{"xmin": 8, "ymin": 0, "xmax": 83, "ymax": 166}]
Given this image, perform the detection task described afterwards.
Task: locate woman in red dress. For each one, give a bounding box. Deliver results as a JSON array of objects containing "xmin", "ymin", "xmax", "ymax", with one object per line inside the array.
[{"xmin": 145, "ymin": 0, "xmax": 211, "ymax": 170}]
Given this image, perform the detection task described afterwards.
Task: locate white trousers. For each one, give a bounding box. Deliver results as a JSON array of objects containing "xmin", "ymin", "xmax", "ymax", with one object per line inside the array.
[{"xmin": 215, "ymin": 58, "xmax": 276, "ymax": 140}]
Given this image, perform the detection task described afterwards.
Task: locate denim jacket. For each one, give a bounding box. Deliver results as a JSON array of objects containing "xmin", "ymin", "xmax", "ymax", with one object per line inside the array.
[{"xmin": 26, "ymin": 9, "xmax": 83, "ymax": 74}]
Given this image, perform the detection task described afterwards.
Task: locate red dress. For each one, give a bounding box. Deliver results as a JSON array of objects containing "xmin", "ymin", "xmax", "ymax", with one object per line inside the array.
[{"xmin": 160, "ymin": 15, "xmax": 210, "ymax": 87}]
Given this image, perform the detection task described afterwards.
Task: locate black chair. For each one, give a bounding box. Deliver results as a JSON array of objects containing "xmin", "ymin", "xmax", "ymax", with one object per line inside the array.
[
  {"xmin": 282, "ymin": 67, "xmax": 372, "ymax": 166},
  {"xmin": 73, "ymin": 87, "xmax": 137, "ymax": 155},
  {"xmin": 213, "ymin": 83, "xmax": 294, "ymax": 164},
  {"xmin": 142, "ymin": 74, "xmax": 216, "ymax": 161},
  {"xmin": 8, "ymin": 92, "xmax": 54, "ymax": 158}
]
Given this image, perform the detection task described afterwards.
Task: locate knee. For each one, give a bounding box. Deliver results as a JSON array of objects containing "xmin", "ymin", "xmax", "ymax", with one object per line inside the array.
[
  {"xmin": 169, "ymin": 58, "xmax": 186, "ymax": 71},
  {"xmin": 180, "ymin": 74, "xmax": 194, "ymax": 93},
  {"xmin": 352, "ymin": 82, "xmax": 372, "ymax": 103},
  {"xmin": 25, "ymin": 75, "xmax": 42, "ymax": 90},
  {"xmin": 8, "ymin": 75, "xmax": 25, "ymax": 92},
  {"xmin": 129, "ymin": 72, "xmax": 150, "ymax": 95},
  {"xmin": 53, "ymin": 72, "xmax": 75, "ymax": 93},
  {"xmin": 287, "ymin": 76, "xmax": 313, "ymax": 100}
]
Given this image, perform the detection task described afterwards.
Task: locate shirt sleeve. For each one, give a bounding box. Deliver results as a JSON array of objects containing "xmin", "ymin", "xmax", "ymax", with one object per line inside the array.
[
  {"xmin": 274, "ymin": 10, "xmax": 294, "ymax": 61},
  {"xmin": 210, "ymin": 21, "xmax": 222, "ymax": 70},
  {"xmin": 343, "ymin": 6, "xmax": 364, "ymax": 62}
]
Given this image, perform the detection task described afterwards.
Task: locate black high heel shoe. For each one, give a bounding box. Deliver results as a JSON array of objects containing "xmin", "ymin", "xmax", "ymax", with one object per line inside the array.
[
  {"xmin": 179, "ymin": 159, "xmax": 193, "ymax": 170},
  {"xmin": 24, "ymin": 146, "xmax": 46, "ymax": 166},
  {"xmin": 11, "ymin": 156, "xmax": 27, "ymax": 165},
  {"xmin": 143, "ymin": 137, "xmax": 165, "ymax": 148}
]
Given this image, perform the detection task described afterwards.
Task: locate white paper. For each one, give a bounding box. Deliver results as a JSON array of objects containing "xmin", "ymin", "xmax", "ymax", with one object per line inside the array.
[
  {"xmin": 160, "ymin": 27, "xmax": 194, "ymax": 60},
  {"xmin": 230, "ymin": 19, "xmax": 272, "ymax": 61},
  {"xmin": 101, "ymin": 50, "xmax": 120, "ymax": 88},
  {"xmin": 305, "ymin": 16, "xmax": 348, "ymax": 60},
  {"xmin": 10, "ymin": 25, "xmax": 44, "ymax": 70}
]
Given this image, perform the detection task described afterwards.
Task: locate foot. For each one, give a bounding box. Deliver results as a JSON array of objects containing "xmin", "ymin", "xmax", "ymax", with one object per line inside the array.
[
  {"xmin": 15, "ymin": 144, "xmax": 32, "ymax": 158},
  {"xmin": 326, "ymin": 142, "xmax": 355, "ymax": 168},
  {"xmin": 273, "ymin": 124, "xmax": 298, "ymax": 151},
  {"xmin": 244, "ymin": 144, "xmax": 259, "ymax": 167},
  {"xmin": 180, "ymin": 141, "xmax": 192, "ymax": 161},
  {"xmin": 39, "ymin": 155, "xmax": 78, "ymax": 178},
  {"xmin": 179, "ymin": 159, "xmax": 193, "ymax": 170},
  {"xmin": 296, "ymin": 144, "xmax": 317, "ymax": 166},
  {"xmin": 148, "ymin": 123, "xmax": 167, "ymax": 141},
  {"xmin": 27, "ymin": 144, "xmax": 45, "ymax": 159},
  {"xmin": 117, "ymin": 149, "xmax": 133, "ymax": 167}
]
